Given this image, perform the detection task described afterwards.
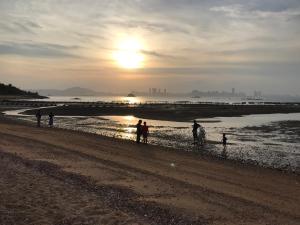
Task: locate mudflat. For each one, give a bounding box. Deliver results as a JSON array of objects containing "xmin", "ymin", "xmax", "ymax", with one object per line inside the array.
[
  {"xmin": 0, "ymin": 117, "xmax": 299, "ymax": 225},
  {"xmin": 23, "ymin": 103, "xmax": 300, "ymax": 121}
]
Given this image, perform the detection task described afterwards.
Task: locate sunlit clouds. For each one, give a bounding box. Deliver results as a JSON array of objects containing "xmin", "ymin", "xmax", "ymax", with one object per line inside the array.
[{"xmin": 0, "ymin": 0, "xmax": 300, "ymax": 94}]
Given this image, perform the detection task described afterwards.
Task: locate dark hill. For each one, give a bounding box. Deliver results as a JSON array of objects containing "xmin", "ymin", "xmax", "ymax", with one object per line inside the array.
[{"xmin": 0, "ymin": 83, "xmax": 45, "ymax": 99}]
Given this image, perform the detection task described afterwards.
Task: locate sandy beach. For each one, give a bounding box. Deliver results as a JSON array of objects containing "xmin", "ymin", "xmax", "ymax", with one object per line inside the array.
[
  {"xmin": 2, "ymin": 0, "xmax": 300, "ymax": 224},
  {"xmin": 0, "ymin": 116, "xmax": 299, "ymax": 225}
]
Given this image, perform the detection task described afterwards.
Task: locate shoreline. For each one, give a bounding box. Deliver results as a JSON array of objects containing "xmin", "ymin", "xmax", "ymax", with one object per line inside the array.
[
  {"xmin": 0, "ymin": 116, "xmax": 299, "ymax": 224},
  {"xmin": 2, "ymin": 109, "xmax": 300, "ymax": 174},
  {"xmin": 1, "ymin": 115, "xmax": 298, "ymax": 174},
  {"xmin": 22, "ymin": 103, "xmax": 300, "ymax": 122}
]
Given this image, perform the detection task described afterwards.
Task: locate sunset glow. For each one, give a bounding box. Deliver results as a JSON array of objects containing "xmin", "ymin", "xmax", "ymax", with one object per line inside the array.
[
  {"xmin": 0, "ymin": 0, "xmax": 300, "ymax": 94},
  {"xmin": 114, "ymin": 38, "xmax": 144, "ymax": 69}
]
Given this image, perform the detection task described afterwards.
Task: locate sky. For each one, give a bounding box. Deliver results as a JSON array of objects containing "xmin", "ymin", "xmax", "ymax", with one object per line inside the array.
[{"xmin": 0, "ymin": 0, "xmax": 299, "ymax": 95}]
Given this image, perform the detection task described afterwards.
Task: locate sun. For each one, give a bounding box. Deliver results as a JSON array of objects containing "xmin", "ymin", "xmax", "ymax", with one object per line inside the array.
[{"xmin": 113, "ymin": 38, "xmax": 144, "ymax": 69}]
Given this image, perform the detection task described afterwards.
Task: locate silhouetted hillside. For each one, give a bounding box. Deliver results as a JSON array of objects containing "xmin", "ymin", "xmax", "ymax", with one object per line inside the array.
[
  {"xmin": 0, "ymin": 83, "xmax": 45, "ymax": 98},
  {"xmin": 35, "ymin": 87, "xmax": 107, "ymax": 96}
]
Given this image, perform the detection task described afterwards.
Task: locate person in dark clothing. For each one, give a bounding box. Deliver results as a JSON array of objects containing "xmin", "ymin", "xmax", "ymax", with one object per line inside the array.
[
  {"xmin": 136, "ymin": 120, "xmax": 142, "ymax": 143},
  {"xmin": 36, "ymin": 110, "xmax": 42, "ymax": 127},
  {"xmin": 49, "ymin": 112, "xmax": 54, "ymax": 127},
  {"xmin": 192, "ymin": 120, "xmax": 200, "ymax": 144},
  {"xmin": 222, "ymin": 133, "xmax": 227, "ymax": 148},
  {"xmin": 142, "ymin": 121, "xmax": 149, "ymax": 144}
]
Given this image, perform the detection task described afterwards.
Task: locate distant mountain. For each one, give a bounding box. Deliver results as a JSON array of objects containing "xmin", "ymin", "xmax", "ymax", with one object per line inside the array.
[
  {"xmin": 0, "ymin": 83, "xmax": 45, "ymax": 99},
  {"xmin": 35, "ymin": 87, "xmax": 107, "ymax": 96}
]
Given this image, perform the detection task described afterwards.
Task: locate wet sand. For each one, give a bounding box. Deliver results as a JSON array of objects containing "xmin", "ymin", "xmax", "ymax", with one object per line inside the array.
[
  {"xmin": 0, "ymin": 117, "xmax": 300, "ymax": 225},
  {"xmin": 23, "ymin": 103, "xmax": 300, "ymax": 121}
]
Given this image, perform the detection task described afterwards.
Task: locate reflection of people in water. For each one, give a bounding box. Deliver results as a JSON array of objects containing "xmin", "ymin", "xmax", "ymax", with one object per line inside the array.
[
  {"xmin": 136, "ymin": 120, "xmax": 142, "ymax": 144},
  {"xmin": 49, "ymin": 112, "xmax": 54, "ymax": 127},
  {"xmin": 35, "ymin": 110, "xmax": 42, "ymax": 127},
  {"xmin": 142, "ymin": 121, "xmax": 149, "ymax": 144},
  {"xmin": 221, "ymin": 147, "xmax": 227, "ymax": 159},
  {"xmin": 192, "ymin": 120, "xmax": 200, "ymax": 144}
]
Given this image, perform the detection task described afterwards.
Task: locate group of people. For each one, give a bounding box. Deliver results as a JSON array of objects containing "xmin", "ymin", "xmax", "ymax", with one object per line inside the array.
[
  {"xmin": 35, "ymin": 110, "xmax": 227, "ymax": 148},
  {"xmin": 136, "ymin": 120, "xmax": 149, "ymax": 144},
  {"xmin": 193, "ymin": 120, "xmax": 227, "ymax": 148},
  {"xmin": 135, "ymin": 119, "xmax": 228, "ymax": 148},
  {"xmin": 35, "ymin": 110, "xmax": 54, "ymax": 128},
  {"xmin": 192, "ymin": 120, "xmax": 206, "ymax": 146}
]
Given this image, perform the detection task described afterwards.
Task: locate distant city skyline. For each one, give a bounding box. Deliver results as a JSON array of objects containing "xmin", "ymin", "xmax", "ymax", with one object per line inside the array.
[
  {"xmin": 32, "ymin": 85, "xmax": 273, "ymax": 98},
  {"xmin": 0, "ymin": 0, "xmax": 300, "ymax": 95}
]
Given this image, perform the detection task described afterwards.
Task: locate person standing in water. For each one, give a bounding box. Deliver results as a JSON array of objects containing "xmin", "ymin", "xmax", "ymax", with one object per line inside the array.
[
  {"xmin": 222, "ymin": 133, "xmax": 227, "ymax": 148},
  {"xmin": 142, "ymin": 121, "xmax": 149, "ymax": 144},
  {"xmin": 192, "ymin": 120, "xmax": 200, "ymax": 144},
  {"xmin": 136, "ymin": 120, "xmax": 142, "ymax": 144},
  {"xmin": 199, "ymin": 125, "xmax": 206, "ymax": 145},
  {"xmin": 35, "ymin": 110, "xmax": 42, "ymax": 127},
  {"xmin": 49, "ymin": 112, "xmax": 54, "ymax": 127}
]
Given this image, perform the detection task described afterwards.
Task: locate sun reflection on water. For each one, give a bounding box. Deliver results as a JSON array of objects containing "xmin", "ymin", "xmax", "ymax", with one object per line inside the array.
[
  {"xmin": 124, "ymin": 115, "xmax": 135, "ymax": 121},
  {"xmin": 120, "ymin": 97, "xmax": 142, "ymax": 104}
]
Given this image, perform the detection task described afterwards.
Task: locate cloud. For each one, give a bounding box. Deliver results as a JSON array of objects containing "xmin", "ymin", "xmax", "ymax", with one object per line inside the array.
[
  {"xmin": 0, "ymin": 18, "xmax": 42, "ymax": 34},
  {"xmin": 104, "ymin": 19, "xmax": 190, "ymax": 34},
  {"xmin": 0, "ymin": 42, "xmax": 81, "ymax": 58},
  {"xmin": 141, "ymin": 50, "xmax": 182, "ymax": 59},
  {"xmin": 0, "ymin": 0, "xmax": 299, "ymax": 94},
  {"xmin": 73, "ymin": 32, "xmax": 105, "ymax": 40},
  {"xmin": 210, "ymin": 3, "xmax": 300, "ymax": 20}
]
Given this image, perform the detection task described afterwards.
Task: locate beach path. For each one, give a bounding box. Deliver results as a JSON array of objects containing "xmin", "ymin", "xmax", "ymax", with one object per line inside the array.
[{"xmin": 0, "ymin": 118, "xmax": 299, "ymax": 225}]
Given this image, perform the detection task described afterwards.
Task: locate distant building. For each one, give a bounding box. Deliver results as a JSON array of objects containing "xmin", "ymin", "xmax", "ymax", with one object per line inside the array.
[
  {"xmin": 152, "ymin": 88, "xmax": 157, "ymax": 96},
  {"xmin": 254, "ymin": 90, "xmax": 262, "ymax": 97},
  {"xmin": 232, "ymin": 88, "xmax": 235, "ymax": 95},
  {"xmin": 149, "ymin": 87, "xmax": 167, "ymax": 96}
]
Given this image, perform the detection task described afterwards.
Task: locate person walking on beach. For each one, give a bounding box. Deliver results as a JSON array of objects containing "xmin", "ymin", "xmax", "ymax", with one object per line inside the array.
[
  {"xmin": 136, "ymin": 120, "xmax": 142, "ymax": 144},
  {"xmin": 222, "ymin": 133, "xmax": 227, "ymax": 148},
  {"xmin": 192, "ymin": 120, "xmax": 200, "ymax": 144},
  {"xmin": 142, "ymin": 121, "xmax": 149, "ymax": 144},
  {"xmin": 36, "ymin": 110, "xmax": 42, "ymax": 127},
  {"xmin": 49, "ymin": 112, "xmax": 54, "ymax": 127}
]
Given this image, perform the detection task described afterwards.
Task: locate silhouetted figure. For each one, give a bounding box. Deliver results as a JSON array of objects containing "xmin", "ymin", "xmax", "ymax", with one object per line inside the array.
[
  {"xmin": 142, "ymin": 121, "xmax": 149, "ymax": 144},
  {"xmin": 35, "ymin": 110, "xmax": 42, "ymax": 127},
  {"xmin": 136, "ymin": 120, "xmax": 142, "ymax": 143},
  {"xmin": 192, "ymin": 120, "xmax": 200, "ymax": 144},
  {"xmin": 222, "ymin": 133, "xmax": 227, "ymax": 148},
  {"xmin": 49, "ymin": 112, "xmax": 54, "ymax": 127},
  {"xmin": 198, "ymin": 125, "xmax": 206, "ymax": 145}
]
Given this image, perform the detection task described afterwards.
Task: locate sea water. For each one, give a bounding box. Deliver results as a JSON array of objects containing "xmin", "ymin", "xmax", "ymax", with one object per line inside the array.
[{"xmin": 4, "ymin": 108, "xmax": 300, "ymax": 172}]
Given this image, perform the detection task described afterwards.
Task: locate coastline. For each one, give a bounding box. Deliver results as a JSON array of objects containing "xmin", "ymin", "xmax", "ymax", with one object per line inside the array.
[
  {"xmin": 0, "ymin": 95, "xmax": 47, "ymax": 100},
  {"xmin": 22, "ymin": 103, "xmax": 300, "ymax": 122},
  {"xmin": 0, "ymin": 116, "xmax": 299, "ymax": 224},
  {"xmin": 3, "ymin": 104, "xmax": 300, "ymax": 172}
]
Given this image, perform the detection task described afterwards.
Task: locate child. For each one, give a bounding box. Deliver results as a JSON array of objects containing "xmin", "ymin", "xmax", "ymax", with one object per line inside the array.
[
  {"xmin": 136, "ymin": 120, "xmax": 142, "ymax": 143},
  {"xmin": 142, "ymin": 122, "xmax": 149, "ymax": 144}
]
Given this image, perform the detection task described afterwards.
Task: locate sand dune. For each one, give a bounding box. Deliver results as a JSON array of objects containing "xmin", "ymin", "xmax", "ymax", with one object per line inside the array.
[{"xmin": 0, "ymin": 117, "xmax": 299, "ymax": 225}]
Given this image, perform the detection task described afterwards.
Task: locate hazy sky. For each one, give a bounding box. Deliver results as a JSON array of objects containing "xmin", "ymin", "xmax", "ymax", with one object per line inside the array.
[{"xmin": 0, "ymin": 0, "xmax": 299, "ymax": 94}]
